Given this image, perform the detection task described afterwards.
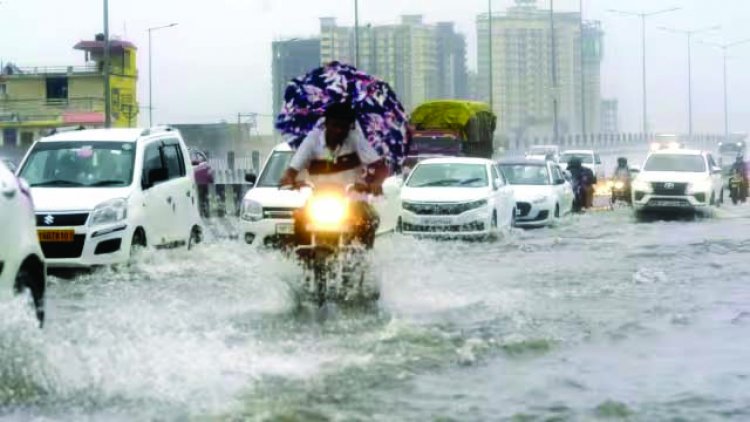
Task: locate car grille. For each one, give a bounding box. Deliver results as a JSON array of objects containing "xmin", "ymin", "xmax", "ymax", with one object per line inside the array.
[
  {"xmin": 646, "ymin": 198, "xmax": 692, "ymax": 208},
  {"xmin": 40, "ymin": 234, "xmax": 86, "ymax": 259},
  {"xmin": 263, "ymin": 207, "xmax": 296, "ymax": 219},
  {"xmin": 516, "ymin": 202, "xmax": 532, "ymax": 217},
  {"xmin": 402, "ymin": 201, "xmax": 483, "ymax": 216},
  {"xmin": 402, "ymin": 222, "xmax": 485, "ymax": 233},
  {"xmin": 651, "ymin": 182, "xmax": 687, "ymax": 196},
  {"xmin": 519, "ymin": 210, "xmax": 550, "ymax": 222},
  {"xmin": 36, "ymin": 212, "xmax": 89, "ymax": 227}
]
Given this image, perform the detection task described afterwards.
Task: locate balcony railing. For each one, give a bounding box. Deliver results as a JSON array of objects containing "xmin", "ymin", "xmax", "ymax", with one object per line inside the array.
[{"xmin": 0, "ymin": 97, "xmax": 105, "ymax": 123}]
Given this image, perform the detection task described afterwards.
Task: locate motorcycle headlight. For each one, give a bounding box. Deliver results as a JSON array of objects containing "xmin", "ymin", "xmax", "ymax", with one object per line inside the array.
[
  {"xmin": 632, "ymin": 179, "xmax": 652, "ymax": 193},
  {"xmin": 307, "ymin": 194, "xmax": 349, "ymax": 231},
  {"xmin": 689, "ymin": 179, "xmax": 712, "ymax": 194},
  {"xmin": 614, "ymin": 181, "xmax": 625, "ymax": 190},
  {"xmin": 89, "ymin": 198, "xmax": 128, "ymax": 227},
  {"xmin": 241, "ymin": 199, "xmax": 263, "ymax": 222}
]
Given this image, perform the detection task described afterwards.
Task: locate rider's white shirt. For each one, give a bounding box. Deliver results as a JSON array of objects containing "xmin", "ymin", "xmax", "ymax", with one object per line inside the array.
[{"xmin": 289, "ymin": 125, "xmax": 381, "ymax": 187}]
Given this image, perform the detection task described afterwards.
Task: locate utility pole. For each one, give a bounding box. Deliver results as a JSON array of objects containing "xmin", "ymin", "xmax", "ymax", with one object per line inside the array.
[
  {"xmin": 609, "ymin": 7, "xmax": 681, "ymax": 135},
  {"xmin": 103, "ymin": 0, "xmax": 112, "ymax": 128},
  {"xmin": 488, "ymin": 0, "xmax": 494, "ymax": 112},
  {"xmin": 550, "ymin": 0, "xmax": 559, "ymax": 144},
  {"xmin": 659, "ymin": 25, "xmax": 719, "ymax": 141},
  {"xmin": 148, "ymin": 23, "xmax": 179, "ymax": 127}
]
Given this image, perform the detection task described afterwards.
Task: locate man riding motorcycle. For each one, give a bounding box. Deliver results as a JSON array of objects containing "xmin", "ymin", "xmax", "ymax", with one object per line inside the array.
[
  {"xmin": 611, "ymin": 157, "xmax": 632, "ymax": 204},
  {"xmin": 567, "ymin": 157, "xmax": 597, "ymax": 212},
  {"xmin": 279, "ymin": 102, "xmax": 389, "ymax": 248}
]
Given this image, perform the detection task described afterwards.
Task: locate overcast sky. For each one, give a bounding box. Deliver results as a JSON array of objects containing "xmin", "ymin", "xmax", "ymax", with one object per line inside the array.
[{"xmin": 1, "ymin": 0, "xmax": 749, "ymax": 135}]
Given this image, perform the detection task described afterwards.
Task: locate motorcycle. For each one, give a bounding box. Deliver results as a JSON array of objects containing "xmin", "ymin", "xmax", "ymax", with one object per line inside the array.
[
  {"xmin": 290, "ymin": 184, "xmax": 379, "ymax": 307},
  {"xmin": 609, "ymin": 178, "xmax": 632, "ymax": 207},
  {"xmin": 728, "ymin": 171, "xmax": 748, "ymax": 205}
]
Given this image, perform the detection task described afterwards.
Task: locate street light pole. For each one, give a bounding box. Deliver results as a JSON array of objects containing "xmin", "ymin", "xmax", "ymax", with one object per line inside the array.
[
  {"xmin": 147, "ymin": 23, "xmax": 178, "ymax": 127},
  {"xmin": 488, "ymin": 0, "xmax": 493, "ymax": 111},
  {"xmin": 103, "ymin": 0, "xmax": 112, "ymax": 128},
  {"xmin": 700, "ymin": 39, "xmax": 750, "ymax": 142},
  {"xmin": 609, "ymin": 7, "xmax": 681, "ymax": 135},
  {"xmin": 354, "ymin": 0, "xmax": 360, "ymax": 68},
  {"xmin": 659, "ymin": 26, "xmax": 719, "ymax": 141},
  {"xmin": 550, "ymin": 0, "xmax": 559, "ymax": 144},
  {"xmin": 579, "ymin": 0, "xmax": 586, "ymax": 135}
]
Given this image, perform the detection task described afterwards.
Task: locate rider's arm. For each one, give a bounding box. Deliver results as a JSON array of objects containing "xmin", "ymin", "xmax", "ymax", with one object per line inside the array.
[
  {"xmin": 280, "ymin": 133, "xmax": 316, "ymax": 186},
  {"xmin": 353, "ymin": 129, "xmax": 389, "ymax": 194}
]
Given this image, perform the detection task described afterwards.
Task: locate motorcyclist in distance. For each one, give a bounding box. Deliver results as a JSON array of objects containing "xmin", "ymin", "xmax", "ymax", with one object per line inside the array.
[
  {"xmin": 279, "ymin": 102, "xmax": 390, "ymax": 248},
  {"xmin": 567, "ymin": 157, "xmax": 597, "ymax": 212},
  {"xmin": 730, "ymin": 154, "xmax": 749, "ymax": 203}
]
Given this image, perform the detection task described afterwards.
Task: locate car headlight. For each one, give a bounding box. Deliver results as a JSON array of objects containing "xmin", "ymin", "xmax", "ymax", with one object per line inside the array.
[
  {"xmin": 464, "ymin": 199, "xmax": 488, "ymax": 211},
  {"xmin": 614, "ymin": 181, "xmax": 625, "ymax": 190},
  {"xmin": 89, "ymin": 198, "xmax": 128, "ymax": 227},
  {"xmin": 632, "ymin": 179, "xmax": 652, "ymax": 193},
  {"xmin": 531, "ymin": 195, "xmax": 549, "ymax": 204},
  {"xmin": 241, "ymin": 199, "xmax": 263, "ymax": 222},
  {"xmin": 689, "ymin": 179, "xmax": 712, "ymax": 194}
]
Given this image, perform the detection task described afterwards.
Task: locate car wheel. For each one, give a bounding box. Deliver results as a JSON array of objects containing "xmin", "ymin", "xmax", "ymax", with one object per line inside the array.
[
  {"xmin": 396, "ymin": 217, "xmax": 403, "ymax": 233},
  {"xmin": 14, "ymin": 259, "xmax": 45, "ymax": 327},
  {"xmin": 130, "ymin": 229, "xmax": 147, "ymax": 263},
  {"xmin": 510, "ymin": 208, "xmax": 517, "ymax": 228},
  {"xmin": 554, "ymin": 204, "xmax": 560, "ymax": 218},
  {"xmin": 188, "ymin": 226, "xmax": 203, "ymax": 250}
]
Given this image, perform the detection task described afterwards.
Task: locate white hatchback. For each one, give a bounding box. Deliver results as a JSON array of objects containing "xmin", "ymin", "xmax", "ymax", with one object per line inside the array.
[
  {"xmin": 632, "ymin": 149, "xmax": 723, "ymax": 215},
  {"xmin": 0, "ymin": 161, "xmax": 46, "ymax": 325},
  {"xmin": 17, "ymin": 127, "xmax": 203, "ymax": 268},
  {"xmin": 498, "ymin": 159, "xmax": 574, "ymax": 227},
  {"xmin": 399, "ymin": 157, "xmax": 515, "ymax": 237}
]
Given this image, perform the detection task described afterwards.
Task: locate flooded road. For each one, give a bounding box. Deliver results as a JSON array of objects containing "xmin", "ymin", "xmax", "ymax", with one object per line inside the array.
[{"xmin": 2, "ymin": 204, "xmax": 750, "ymax": 421}]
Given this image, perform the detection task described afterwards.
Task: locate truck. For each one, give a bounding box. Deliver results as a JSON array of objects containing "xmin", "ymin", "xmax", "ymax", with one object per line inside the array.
[{"xmin": 406, "ymin": 100, "xmax": 496, "ymax": 168}]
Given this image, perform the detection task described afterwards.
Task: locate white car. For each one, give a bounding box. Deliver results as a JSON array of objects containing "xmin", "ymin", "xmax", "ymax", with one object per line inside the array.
[
  {"xmin": 560, "ymin": 149, "xmax": 605, "ymax": 180},
  {"xmin": 240, "ymin": 143, "xmax": 402, "ymax": 248},
  {"xmin": 16, "ymin": 127, "xmax": 203, "ymax": 268},
  {"xmin": 525, "ymin": 145, "xmax": 560, "ymax": 163},
  {"xmin": 0, "ymin": 161, "xmax": 46, "ymax": 325},
  {"xmin": 399, "ymin": 157, "xmax": 515, "ymax": 237},
  {"xmin": 498, "ymin": 159, "xmax": 574, "ymax": 227},
  {"xmin": 632, "ymin": 149, "xmax": 723, "ymax": 215}
]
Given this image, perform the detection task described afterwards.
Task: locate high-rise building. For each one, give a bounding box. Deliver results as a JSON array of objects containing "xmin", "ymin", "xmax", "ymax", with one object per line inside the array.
[
  {"xmin": 318, "ymin": 16, "xmax": 467, "ymax": 112},
  {"xmin": 600, "ymin": 99, "xmax": 619, "ymax": 133},
  {"xmin": 477, "ymin": 0, "xmax": 603, "ymax": 137},
  {"xmin": 271, "ymin": 38, "xmax": 321, "ymax": 116}
]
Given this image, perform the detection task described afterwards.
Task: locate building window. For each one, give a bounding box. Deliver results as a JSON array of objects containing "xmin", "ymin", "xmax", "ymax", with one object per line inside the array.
[{"xmin": 46, "ymin": 77, "xmax": 68, "ymax": 102}]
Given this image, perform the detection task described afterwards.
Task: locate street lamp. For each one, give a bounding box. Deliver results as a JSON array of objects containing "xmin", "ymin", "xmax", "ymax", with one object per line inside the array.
[
  {"xmin": 701, "ymin": 38, "xmax": 750, "ymax": 142},
  {"xmin": 550, "ymin": 0, "xmax": 559, "ymax": 144},
  {"xmin": 609, "ymin": 7, "xmax": 681, "ymax": 135},
  {"xmin": 659, "ymin": 25, "xmax": 720, "ymax": 140},
  {"xmin": 488, "ymin": 0, "xmax": 493, "ymax": 111},
  {"xmin": 354, "ymin": 0, "xmax": 360, "ymax": 68},
  {"xmin": 147, "ymin": 23, "xmax": 178, "ymax": 127},
  {"xmin": 103, "ymin": 0, "xmax": 111, "ymax": 128}
]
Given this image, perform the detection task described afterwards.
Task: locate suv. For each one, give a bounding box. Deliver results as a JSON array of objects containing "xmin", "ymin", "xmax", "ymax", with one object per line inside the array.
[
  {"xmin": 632, "ymin": 149, "xmax": 723, "ymax": 215},
  {"xmin": 0, "ymin": 160, "xmax": 46, "ymax": 325},
  {"xmin": 240, "ymin": 143, "xmax": 402, "ymax": 248},
  {"xmin": 560, "ymin": 149, "xmax": 605, "ymax": 180},
  {"xmin": 17, "ymin": 127, "xmax": 203, "ymax": 268}
]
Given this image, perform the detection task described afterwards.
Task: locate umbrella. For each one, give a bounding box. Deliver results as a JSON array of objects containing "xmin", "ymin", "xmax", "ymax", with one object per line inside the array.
[{"xmin": 275, "ymin": 61, "xmax": 409, "ymax": 167}]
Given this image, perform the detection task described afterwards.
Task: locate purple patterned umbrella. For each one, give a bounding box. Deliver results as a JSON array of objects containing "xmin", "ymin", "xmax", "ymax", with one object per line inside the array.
[{"xmin": 275, "ymin": 61, "xmax": 409, "ymax": 166}]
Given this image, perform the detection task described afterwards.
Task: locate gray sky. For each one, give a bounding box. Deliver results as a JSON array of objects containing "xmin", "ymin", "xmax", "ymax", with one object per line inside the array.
[{"xmin": 1, "ymin": 0, "xmax": 749, "ymax": 135}]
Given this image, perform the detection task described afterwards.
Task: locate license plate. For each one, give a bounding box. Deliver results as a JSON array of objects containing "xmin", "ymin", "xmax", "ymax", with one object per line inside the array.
[
  {"xmin": 651, "ymin": 200, "xmax": 687, "ymax": 208},
  {"xmin": 38, "ymin": 229, "xmax": 75, "ymax": 243},
  {"xmin": 276, "ymin": 223, "xmax": 294, "ymax": 235},
  {"xmin": 419, "ymin": 217, "xmax": 454, "ymax": 226}
]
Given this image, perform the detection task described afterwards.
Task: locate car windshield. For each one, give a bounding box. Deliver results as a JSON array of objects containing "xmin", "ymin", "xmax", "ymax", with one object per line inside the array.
[
  {"xmin": 644, "ymin": 154, "xmax": 707, "ymax": 172},
  {"xmin": 499, "ymin": 164, "xmax": 550, "ymax": 185},
  {"xmin": 561, "ymin": 153, "xmax": 594, "ymax": 164},
  {"xmin": 257, "ymin": 151, "xmax": 293, "ymax": 187},
  {"xmin": 19, "ymin": 141, "xmax": 136, "ymax": 187},
  {"xmin": 406, "ymin": 163, "xmax": 488, "ymax": 188}
]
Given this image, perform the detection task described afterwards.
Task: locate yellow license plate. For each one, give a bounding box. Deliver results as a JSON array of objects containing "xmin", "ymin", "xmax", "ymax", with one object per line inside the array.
[{"xmin": 38, "ymin": 229, "xmax": 75, "ymax": 243}]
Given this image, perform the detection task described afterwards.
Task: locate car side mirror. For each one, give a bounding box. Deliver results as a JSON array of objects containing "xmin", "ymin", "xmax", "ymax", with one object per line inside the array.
[
  {"xmin": 144, "ymin": 168, "xmax": 168, "ymax": 189},
  {"xmin": 191, "ymin": 159, "xmax": 200, "ymax": 166},
  {"xmin": 245, "ymin": 172, "xmax": 257, "ymax": 185},
  {"xmin": 555, "ymin": 178, "xmax": 566, "ymax": 185}
]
